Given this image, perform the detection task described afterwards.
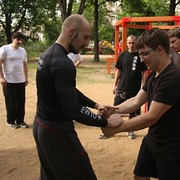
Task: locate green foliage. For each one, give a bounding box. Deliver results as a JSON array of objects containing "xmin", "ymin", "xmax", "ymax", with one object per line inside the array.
[
  {"xmin": 43, "ymin": 18, "xmax": 62, "ymax": 46},
  {"xmin": 115, "ymin": 0, "xmax": 173, "ymax": 38},
  {"xmin": 144, "ymin": 0, "xmax": 169, "ymax": 16},
  {"xmin": 99, "ymin": 25, "xmax": 114, "ymax": 42},
  {"xmin": 0, "ymin": 0, "xmax": 178, "ymax": 53},
  {"xmin": 23, "ymin": 41, "xmax": 47, "ymax": 53},
  {"xmin": 0, "ymin": 31, "xmax": 6, "ymax": 46},
  {"xmin": 118, "ymin": 0, "xmax": 170, "ymax": 18},
  {"xmin": 122, "ymin": 0, "xmax": 146, "ymax": 15},
  {"xmin": 0, "ymin": 0, "xmax": 59, "ymax": 43}
]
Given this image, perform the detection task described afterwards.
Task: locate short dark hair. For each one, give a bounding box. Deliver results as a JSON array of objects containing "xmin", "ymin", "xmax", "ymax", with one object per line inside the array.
[
  {"xmin": 12, "ymin": 32, "xmax": 25, "ymax": 40},
  {"xmin": 136, "ymin": 28, "xmax": 170, "ymax": 54},
  {"xmin": 168, "ymin": 27, "xmax": 180, "ymax": 39}
]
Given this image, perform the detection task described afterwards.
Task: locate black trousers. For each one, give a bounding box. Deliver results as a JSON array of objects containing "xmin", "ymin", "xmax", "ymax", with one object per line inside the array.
[
  {"xmin": 33, "ymin": 117, "xmax": 97, "ymax": 180},
  {"xmin": 3, "ymin": 82, "xmax": 25, "ymax": 124}
]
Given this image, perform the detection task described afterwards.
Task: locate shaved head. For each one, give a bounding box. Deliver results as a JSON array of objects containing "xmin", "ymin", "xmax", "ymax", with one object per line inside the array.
[
  {"xmin": 56, "ymin": 14, "xmax": 91, "ymax": 54},
  {"xmin": 62, "ymin": 14, "xmax": 91, "ymax": 33}
]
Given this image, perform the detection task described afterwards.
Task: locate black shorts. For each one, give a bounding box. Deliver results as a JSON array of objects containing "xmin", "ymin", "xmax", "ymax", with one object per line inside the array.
[
  {"xmin": 114, "ymin": 91, "xmax": 140, "ymax": 117},
  {"xmin": 134, "ymin": 137, "xmax": 180, "ymax": 180}
]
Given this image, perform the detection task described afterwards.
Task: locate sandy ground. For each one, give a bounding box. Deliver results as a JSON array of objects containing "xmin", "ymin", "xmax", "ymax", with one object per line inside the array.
[{"xmin": 0, "ymin": 55, "xmax": 151, "ymax": 180}]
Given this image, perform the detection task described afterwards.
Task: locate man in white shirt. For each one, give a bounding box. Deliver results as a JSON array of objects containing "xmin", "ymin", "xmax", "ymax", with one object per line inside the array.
[
  {"xmin": 68, "ymin": 52, "xmax": 83, "ymax": 67},
  {"xmin": 0, "ymin": 32, "xmax": 28, "ymax": 129}
]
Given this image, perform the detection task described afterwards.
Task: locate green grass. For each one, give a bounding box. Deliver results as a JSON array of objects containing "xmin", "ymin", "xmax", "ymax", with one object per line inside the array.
[{"xmin": 27, "ymin": 55, "xmax": 114, "ymax": 85}]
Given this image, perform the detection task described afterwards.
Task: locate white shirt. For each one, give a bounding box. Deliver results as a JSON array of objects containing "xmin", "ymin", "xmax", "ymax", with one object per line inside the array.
[
  {"xmin": 0, "ymin": 44, "xmax": 27, "ymax": 83},
  {"xmin": 67, "ymin": 53, "xmax": 82, "ymax": 66}
]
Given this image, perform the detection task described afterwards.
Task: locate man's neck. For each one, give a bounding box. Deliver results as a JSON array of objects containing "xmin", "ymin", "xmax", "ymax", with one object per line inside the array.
[
  {"xmin": 11, "ymin": 43, "xmax": 19, "ymax": 49},
  {"xmin": 156, "ymin": 58, "xmax": 171, "ymax": 76},
  {"xmin": 128, "ymin": 49, "xmax": 137, "ymax": 53}
]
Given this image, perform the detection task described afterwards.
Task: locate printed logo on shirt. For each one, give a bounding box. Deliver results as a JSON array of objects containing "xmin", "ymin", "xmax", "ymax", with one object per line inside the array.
[
  {"xmin": 37, "ymin": 58, "xmax": 43, "ymax": 70},
  {"xmin": 132, "ymin": 56, "xmax": 138, "ymax": 71},
  {"xmin": 80, "ymin": 106, "xmax": 102, "ymax": 119}
]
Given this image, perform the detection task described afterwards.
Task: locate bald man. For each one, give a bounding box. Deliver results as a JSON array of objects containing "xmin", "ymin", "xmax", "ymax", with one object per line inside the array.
[
  {"xmin": 33, "ymin": 14, "xmax": 122, "ymax": 180},
  {"xmin": 168, "ymin": 27, "xmax": 180, "ymax": 68},
  {"xmin": 100, "ymin": 35, "xmax": 147, "ymax": 140}
]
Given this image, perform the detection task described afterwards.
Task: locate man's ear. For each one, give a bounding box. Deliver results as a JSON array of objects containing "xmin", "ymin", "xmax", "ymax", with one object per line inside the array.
[
  {"xmin": 157, "ymin": 46, "xmax": 163, "ymax": 55},
  {"xmin": 68, "ymin": 27, "xmax": 75, "ymax": 36}
]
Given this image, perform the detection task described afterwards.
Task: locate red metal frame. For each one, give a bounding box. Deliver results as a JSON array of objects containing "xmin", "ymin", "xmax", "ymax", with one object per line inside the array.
[
  {"xmin": 107, "ymin": 16, "xmax": 180, "ymax": 74},
  {"xmin": 106, "ymin": 16, "xmax": 180, "ymax": 112}
]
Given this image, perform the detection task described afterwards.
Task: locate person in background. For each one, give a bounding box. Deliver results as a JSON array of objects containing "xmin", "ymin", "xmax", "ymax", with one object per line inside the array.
[
  {"xmin": 67, "ymin": 52, "xmax": 83, "ymax": 67},
  {"xmin": 33, "ymin": 14, "xmax": 122, "ymax": 180},
  {"xmin": 168, "ymin": 26, "xmax": 180, "ymax": 68},
  {"xmin": 0, "ymin": 32, "xmax": 29, "ymax": 129},
  {"xmin": 100, "ymin": 35, "xmax": 147, "ymax": 139},
  {"xmin": 101, "ymin": 28, "xmax": 180, "ymax": 180}
]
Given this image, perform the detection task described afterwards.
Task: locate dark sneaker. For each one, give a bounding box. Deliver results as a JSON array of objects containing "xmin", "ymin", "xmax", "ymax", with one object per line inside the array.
[
  {"xmin": 19, "ymin": 122, "xmax": 29, "ymax": 128},
  {"xmin": 127, "ymin": 132, "xmax": 135, "ymax": 139},
  {"xmin": 7, "ymin": 123, "xmax": 19, "ymax": 129},
  {"xmin": 99, "ymin": 134, "xmax": 109, "ymax": 139}
]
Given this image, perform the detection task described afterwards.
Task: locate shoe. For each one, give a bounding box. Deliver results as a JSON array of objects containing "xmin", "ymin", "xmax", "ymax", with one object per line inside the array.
[
  {"xmin": 127, "ymin": 132, "xmax": 135, "ymax": 139},
  {"xmin": 7, "ymin": 123, "xmax": 19, "ymax": 129},
  {"xmin": 99, "ymin": 134, "xmax": 109, "ymax": 139},
  {"xmin": 18, "ymin": 122, "xmax": 29, "ymax": 128}
]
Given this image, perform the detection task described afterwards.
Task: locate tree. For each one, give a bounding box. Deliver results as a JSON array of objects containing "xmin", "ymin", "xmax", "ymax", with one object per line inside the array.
[
  {"xmin": 90, "ymin": 0, "xmax": 118, "ymax": 62},
  {"xmin": 0, "ymin": 0, "xmax": 58, "ymax": 44},
  {"xmin": 57, "ymin": 0, "xmax": 117, "ymax": 62},
  {"xmin": 0, "ymin": 0, "xmax": 31, "ymax": 43},
  {"xmin": 57, "ymin": 0, "xmax": 87, "ymax": 22},
  {"xmin": 168, "ymin": 0, "xmax": 180, "ymax": 24},
  {"xmin": 116, "ymin": 0, "xmax": 180, "ymax": 35}
]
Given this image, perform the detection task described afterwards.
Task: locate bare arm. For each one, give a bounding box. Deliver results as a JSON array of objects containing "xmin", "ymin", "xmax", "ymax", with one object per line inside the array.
[
  {"xmin": 114, "ymin": 89, "xmax": 147, "ymax": 114},
  {"xmin": 141, "ymin": 71, "xmax": 146, "ymax": 86},
  {"xmin": 113, "ymin": 69, "xmax": 121, "ymax": 94},
  {"xmin": 102, "ymin": 100, "xmax": 172, "ymax": 136},
  {"xmin": 75, "ymin": 60, "xmax": 82, "ymax": 67},
  {"xmin": 23, "ymin": 61, "xmax": 28, "ymax": 86},
  {"xmin": 0, "ymin": 60, "xmax": 6, "ymax": 86}
]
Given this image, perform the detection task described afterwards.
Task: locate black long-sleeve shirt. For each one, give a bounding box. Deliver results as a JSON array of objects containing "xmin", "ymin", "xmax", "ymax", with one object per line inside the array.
[{"xmin": 36, "ymin": 43, "xmax": 107, "ymax": 127}]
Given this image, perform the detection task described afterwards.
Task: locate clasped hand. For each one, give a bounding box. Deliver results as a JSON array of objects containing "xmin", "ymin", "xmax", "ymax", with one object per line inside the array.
[{"xmin": 96, "ymin": 105, "xmax": 123, "ymax": 136}]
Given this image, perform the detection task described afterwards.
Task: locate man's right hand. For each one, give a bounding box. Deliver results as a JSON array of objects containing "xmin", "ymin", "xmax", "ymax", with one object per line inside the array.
[
  {"xmin": 106, "ymin": 114, "xmax": 123, "ymax": 128},
  {"xmin": 0, "ymin": 77, "xmax": 7, "ymax": 87},
  {"xmin": 113, "ymin": 87, "xmax": 117, "ymax": 94}
]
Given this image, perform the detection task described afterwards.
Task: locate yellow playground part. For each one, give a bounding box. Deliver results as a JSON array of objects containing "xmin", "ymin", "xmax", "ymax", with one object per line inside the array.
[{"xmin": 102, "ymin": 40, "xmax": 115, "ymax": 51}]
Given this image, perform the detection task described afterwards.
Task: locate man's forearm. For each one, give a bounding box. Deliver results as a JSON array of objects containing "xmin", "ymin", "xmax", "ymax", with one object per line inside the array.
[
  {"xmin": 23, "ymin": 62, "xmax": 28, "ymax": 81},
  {"xmin": 0, "ymin": 63, "xmax": 4, "ymax": 79},
  {"xmin": 114, "ymin": 97, "xmax": 140, "ymax": 114}
]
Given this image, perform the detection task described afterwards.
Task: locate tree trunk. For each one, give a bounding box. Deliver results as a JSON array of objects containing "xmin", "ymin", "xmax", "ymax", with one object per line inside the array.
[
  {"xmin": 168, "ymin": 0, "xmax": 176, "ymax": 25},
  {"xmin": 93, "ymin": 0, "xmax": 100, "ymax": 62},
  {"xmin": 5, "ymin": 13, "xmax": 12, "ymax": 43}
]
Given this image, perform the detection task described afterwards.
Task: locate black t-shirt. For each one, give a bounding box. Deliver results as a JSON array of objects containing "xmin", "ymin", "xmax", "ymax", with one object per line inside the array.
[
  {"xmin": 36, "ymin": 43, "xmax": 107, "ymax": 127},
  {"xmin": 115, "ymin": 51, "xmax": 147, "ymax": 95},
  {"xmin": 143, "ymin": 63, "xmax": 180, "ymax": 159},
  {"xmin": 171, "ymin": 52, "xmax": 180, "ymax": 68}
]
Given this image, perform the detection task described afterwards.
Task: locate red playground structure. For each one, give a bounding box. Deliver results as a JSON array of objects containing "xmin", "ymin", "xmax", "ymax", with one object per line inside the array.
[
  {"xmin": 106, "ymin": 16, "xmax": 180, "ymax": 112},
  {"xmin": 107, "ymin": 16, "xmax": 180, "ymax": 74}
]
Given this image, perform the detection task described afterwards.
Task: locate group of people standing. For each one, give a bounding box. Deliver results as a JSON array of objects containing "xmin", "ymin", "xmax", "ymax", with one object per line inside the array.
[{"xmin": 0, "ymin": 14, "xmax": 180, "ymax": 180}]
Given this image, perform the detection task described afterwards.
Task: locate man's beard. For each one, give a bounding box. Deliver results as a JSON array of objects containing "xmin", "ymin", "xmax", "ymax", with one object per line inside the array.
[
  {"xmin": 69, "ymin": 43, "xmax": 79, "ymax": 54},
  {"xmin": 68, "ymin": 32, "xmax": 80, "ymax": 54}
]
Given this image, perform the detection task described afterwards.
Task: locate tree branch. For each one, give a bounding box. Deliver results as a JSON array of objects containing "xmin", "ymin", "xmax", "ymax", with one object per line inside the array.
[
  {"xmin": 78, "ymin": 0, "xmax": 86, "ymax": 14},
  {"xmin": 98, "ymin": 0, "xmax": 118, "ymax": 7},
  {"xmin": 0, "ymin": 19, "xmax": 6, "ymax": 30},
  {"xmin": 176, "ymin": 0, "xmax": 180, "ymax": 5}
]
